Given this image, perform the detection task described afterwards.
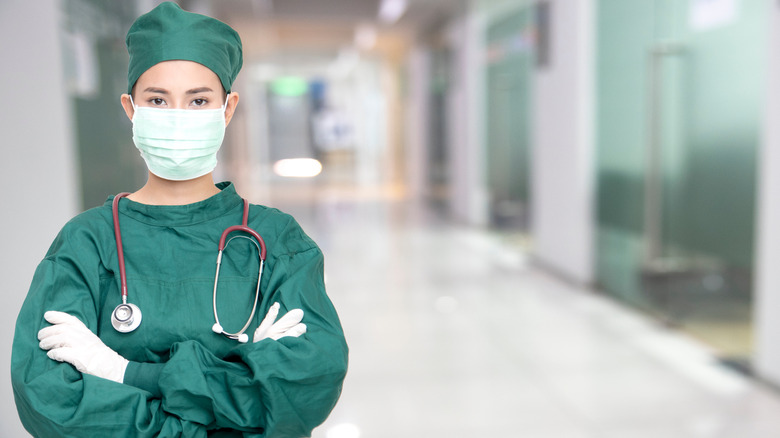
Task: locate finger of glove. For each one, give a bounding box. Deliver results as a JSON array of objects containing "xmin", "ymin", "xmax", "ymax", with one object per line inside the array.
[
  {"xmin": 47, "ymin": 347, "xmax": 88, "ymax": 373},
  {"xmin": 270, "ymin": 323, "xmax": 307, "ymax": 341},
  {"xmin": 270, "ymin": 309, "xmax": 304, "ymax": 332},
  {"xmin": 253, "ymin": 302, "xmax": 280, "ymax": 342},
  {"xmin": 38, "ymin": 323, "xmax": 69, "ymax": 342},
  {"xmin": 44, "ymin": 311, "xmax": 86, "ymax": 327},
  {"xmin": 39, "ymin": 322, "xmax": 95, "ymax": 348},
  {"xmin": 39, "ymin": 330, "xmax": 79, "ymax": 350},
  {"xmin": 43, "ymin": 312, "xmax": 95, "ymax": 340},
  {"xmin": 260, "ymin": 303, "xmax": 281, "ymax": 327}
]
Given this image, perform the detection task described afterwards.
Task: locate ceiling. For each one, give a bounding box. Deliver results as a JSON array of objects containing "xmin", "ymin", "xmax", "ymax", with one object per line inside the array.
[
  {"xmin": 198, "ymin": 0, "xmax": 465, "ymax": 62},
  {"xmin": 209, "ymin": 0, "xmax": 463, "ymax": 27}
]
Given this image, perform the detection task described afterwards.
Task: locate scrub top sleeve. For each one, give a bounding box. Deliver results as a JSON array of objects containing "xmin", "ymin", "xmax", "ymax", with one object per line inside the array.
[
  {"xmin": 11, "ymin": 228, "xmax": 208, "ymax": 438},
  {"xmin": 125, "ymin": 361, "xmax": 166, "ymax": 398},
  {"xmin": 243, "ymin": 246, "xmax": 349, "ymax": 437},
  {"xmin": 155, "ymin": 246, "xmax": 348, "ymax": 437}
]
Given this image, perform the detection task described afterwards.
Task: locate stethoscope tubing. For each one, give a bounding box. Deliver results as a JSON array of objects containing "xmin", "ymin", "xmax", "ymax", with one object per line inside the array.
[
  {"xmin": 212, "ymin": 199, "xmax": 267, "ymax": 342},
  {"xmin": 112, "ymin": 194, "xmax": 267, "ymax": 341},
  {"xmin": 112, "ymin": 193, "xmax": 131, "ymax": 305}
]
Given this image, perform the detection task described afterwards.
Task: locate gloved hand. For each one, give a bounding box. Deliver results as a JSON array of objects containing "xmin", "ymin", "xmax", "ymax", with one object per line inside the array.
[
  {"xmin": 253, "ymin": 302, "xmax": 307, "ymax": 342},
  {"xmin": 38, "ymin": 311, "xmax": 129, "ymax": 384}
]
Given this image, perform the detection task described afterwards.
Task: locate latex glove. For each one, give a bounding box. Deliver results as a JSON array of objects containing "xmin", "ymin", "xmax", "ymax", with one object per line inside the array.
[
  {"xmin": 38, "ymin": 311, "xmax": 128, "ymax": 384},
  {"xmin": 253, "ymin": 302, "xmax": 307, "ymax": 342}
]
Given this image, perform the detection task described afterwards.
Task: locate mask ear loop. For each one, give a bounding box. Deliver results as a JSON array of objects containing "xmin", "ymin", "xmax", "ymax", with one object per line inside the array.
[
  {"xmin": 129, "ymin": 96, "xmax": 139, "ymax": 124},
  {"xmin": 222, "ymin": 92, "xmax": 231, "ymax": 114}
]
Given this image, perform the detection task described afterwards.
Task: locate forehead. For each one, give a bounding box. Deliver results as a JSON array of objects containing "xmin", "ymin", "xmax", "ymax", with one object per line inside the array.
[{"xmin": 135, "ymin": 60, "xmax": 222, "ymax": 91}]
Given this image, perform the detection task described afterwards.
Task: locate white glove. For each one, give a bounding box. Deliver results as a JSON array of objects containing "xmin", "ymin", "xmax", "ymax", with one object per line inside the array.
[
  {"xmin": 253, "ymin": 302, "xmax": 307, "ymax": 342},
  {"xmin": 38, "ymin": 311, "xmax": 129, "ymax": 384}
]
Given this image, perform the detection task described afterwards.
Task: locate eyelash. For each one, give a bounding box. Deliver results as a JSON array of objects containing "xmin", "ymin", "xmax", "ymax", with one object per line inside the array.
[{"xmin": 146, "ymin": 98, "xmax": 209, "ymax": 107}]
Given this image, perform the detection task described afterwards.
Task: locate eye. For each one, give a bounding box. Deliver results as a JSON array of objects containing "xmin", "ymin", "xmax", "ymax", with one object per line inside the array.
[
  {"xmin": 149, "ymin": 97, "xmax": 166, "ymax": 106},
  {"xmin": 192, "ymin": 98, "xmax": 208, "ymax": 107}
]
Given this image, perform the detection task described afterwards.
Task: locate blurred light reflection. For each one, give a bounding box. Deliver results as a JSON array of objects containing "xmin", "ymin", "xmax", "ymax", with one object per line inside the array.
[
  {"xmin": 325, "ymin": 423, "xmax": 360, "ymax": 438},
  {"xmin": 273, "ymin": 158, "xmax": 323, "ymax": 178}
]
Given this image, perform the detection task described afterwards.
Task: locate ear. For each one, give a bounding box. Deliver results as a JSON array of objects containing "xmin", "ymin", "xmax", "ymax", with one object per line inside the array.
[
  {"xmin": 224, "ymin": 92, "xmax": 240, "ymax": 127},
  {"xmin": 120, "ymin": 94, "xmax": 134, "ymax": 121}
]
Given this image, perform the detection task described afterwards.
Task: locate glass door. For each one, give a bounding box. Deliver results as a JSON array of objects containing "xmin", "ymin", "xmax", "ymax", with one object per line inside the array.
[
  {"xmin": 485, "ymin": 6, "xmax": 535, "ymax": 229},
  {"xmin": 596, "ymin": 0, "xmax": 768, "ymax": 363}
]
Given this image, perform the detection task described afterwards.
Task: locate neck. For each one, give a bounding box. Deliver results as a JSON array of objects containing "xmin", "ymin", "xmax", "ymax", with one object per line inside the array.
[{"xmin": 128, "ymin": 173, "xmax": 221, "ymax": 205}]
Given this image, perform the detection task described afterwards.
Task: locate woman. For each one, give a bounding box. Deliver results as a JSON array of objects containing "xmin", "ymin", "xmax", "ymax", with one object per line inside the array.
[{"xmin": 11, "ymin": 3, "xmax": 348, "ymax": 437}]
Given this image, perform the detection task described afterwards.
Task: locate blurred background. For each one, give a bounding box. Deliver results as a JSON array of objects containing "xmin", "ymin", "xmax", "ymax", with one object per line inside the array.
[{"xmin": 4, "ymin": 0, "xmax": 780, "ymax": 436}]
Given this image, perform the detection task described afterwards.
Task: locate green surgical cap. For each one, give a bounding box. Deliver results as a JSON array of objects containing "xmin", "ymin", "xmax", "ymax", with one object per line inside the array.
[{"xmin": 126, "ymin": 2, "xmax": 243, "ymax": 94}]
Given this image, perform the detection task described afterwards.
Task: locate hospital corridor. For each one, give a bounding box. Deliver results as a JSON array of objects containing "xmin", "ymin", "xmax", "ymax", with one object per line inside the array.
[
  {"xmin": 292, "ymin": 188, "xmax": 780, "ymax": 437},
  {"xmin": 4, "ymin": 0, "xmax": 780, "ymax": 437}
]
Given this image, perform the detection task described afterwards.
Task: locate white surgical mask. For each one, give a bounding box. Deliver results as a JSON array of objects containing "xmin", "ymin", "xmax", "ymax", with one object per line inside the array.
[{"xmin": 131, "ymin": 98, "xmax": 227, "ymax": 181}]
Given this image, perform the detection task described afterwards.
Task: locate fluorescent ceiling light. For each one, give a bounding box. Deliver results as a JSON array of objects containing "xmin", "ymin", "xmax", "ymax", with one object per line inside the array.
[
  {"xmin": 273, "ymin": 158, "xmax": 323, "ymax": 178},
  {"xmin": 378, "ymin": 0, "xmax": 407, "ymax": 24}
]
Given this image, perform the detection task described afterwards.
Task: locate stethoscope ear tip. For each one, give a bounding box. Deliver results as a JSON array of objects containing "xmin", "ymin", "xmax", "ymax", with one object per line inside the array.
[
  {"xmin": 238, "ymin": 333, "xmax": 249, "ymax": 343},
  {"xmin": 212, "ymin": 323, "xmax": 223, "ymax": 334}
]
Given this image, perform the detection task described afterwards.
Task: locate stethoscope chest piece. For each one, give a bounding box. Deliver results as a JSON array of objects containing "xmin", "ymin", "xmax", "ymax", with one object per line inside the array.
[{"xmin": 112, "ymin": 302, "xmax": 142, "ymax": 333}]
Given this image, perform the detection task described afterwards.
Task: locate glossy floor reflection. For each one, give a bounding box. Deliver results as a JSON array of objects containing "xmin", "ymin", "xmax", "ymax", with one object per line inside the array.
[{"xmin": 264, "ymin": 191, "xmax": 780, "ymax": 438}]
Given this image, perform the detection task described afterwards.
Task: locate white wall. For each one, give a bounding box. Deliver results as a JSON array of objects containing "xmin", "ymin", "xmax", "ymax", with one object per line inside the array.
[
  {"xmin": 753, "ymin": 0, "xmax": 780, "ymax": 388},
  {"xmin": 530, "ymin": 0, "xmax": 595, "ymax": 285},
  {"xmin": 404, "ymin": 47, "xmax": 431, "ymax": 202},
  {"xmin": 447, "ymin": 0, "xmax": 596, "ymax": 278},
  {"xmin": 447, "ymin": 9, "xmax": 489, "ymax": 227},
  {"xmin": 0, "ymin": 1, "xmax": 79, "ymax": 436}
]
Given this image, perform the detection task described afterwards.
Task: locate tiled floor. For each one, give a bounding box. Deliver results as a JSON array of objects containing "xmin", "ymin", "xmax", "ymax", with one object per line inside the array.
[{"xmin": 270, "ymin": 193, "xmax": 780, "ymax": 438}]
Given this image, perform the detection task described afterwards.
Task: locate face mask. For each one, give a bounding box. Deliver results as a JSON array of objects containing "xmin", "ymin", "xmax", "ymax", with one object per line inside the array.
[{"xmin": 131, "ymin": 98, "xmax": 227, "ymax": 181}]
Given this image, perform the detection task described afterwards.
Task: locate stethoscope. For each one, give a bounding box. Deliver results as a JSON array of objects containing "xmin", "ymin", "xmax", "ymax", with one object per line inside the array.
[{"xmin": 111, "ymin": 193, "xmax": 267, "ymax": 343}]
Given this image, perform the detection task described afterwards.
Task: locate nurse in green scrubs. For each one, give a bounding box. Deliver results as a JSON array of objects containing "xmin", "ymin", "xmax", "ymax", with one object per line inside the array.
[{"xmin": 11, "ymin": 3, "xmax": 348, "ymax": 437}]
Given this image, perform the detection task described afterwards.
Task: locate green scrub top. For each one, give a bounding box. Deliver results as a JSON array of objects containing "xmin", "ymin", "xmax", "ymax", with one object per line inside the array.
[{"xmin": 11, "ymin": 182, "xmax": 348, "ymax": 438}]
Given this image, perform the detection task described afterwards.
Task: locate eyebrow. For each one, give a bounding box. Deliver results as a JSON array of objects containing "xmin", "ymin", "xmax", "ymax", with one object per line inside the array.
[
  {"xmin": 186, "ymin": 87, "xmax": 215, "ymax": 94},
  {"xmin": 141, "ymin": 87, "xmax": 216, "ymax": 95},
  {"xmin": 142, "ymin": 87, "xmax": 169, "ymax": 94}
]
